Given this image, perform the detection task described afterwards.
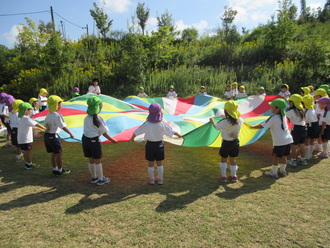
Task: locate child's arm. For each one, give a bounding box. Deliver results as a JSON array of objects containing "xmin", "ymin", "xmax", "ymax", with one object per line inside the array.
[
  {"xmin": 250, "ymin": 124, "xmax": 263, "ymax": 129},
  {"xmin": 129, "ymin": 133, "xmax": 136, "ymax": 142},
  {"xmin": 34, "ymin": 123, "xmax": 46, "ymax": 131},
  {"xmin": 174, "ymin": 131, "xmax": 183, "ymax": 138},
  {"xmin": 209, "ymin": 117, "xmax": 216, "ymax": 128},
  {"xmin": 103, "ymin": 132, "xmax": 118, "ymax": 143},
  {"xmin": 63, "ymin": 127, "xmax": 75, "ymax": 139},
  {"xmin": 320, "ymin": 122, "xmax": 326, "ymax": 135}
]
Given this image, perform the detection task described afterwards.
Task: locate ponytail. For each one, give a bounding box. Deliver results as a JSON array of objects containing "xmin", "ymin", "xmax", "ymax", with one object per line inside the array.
[
  {"xmin": 278, "ymin": 107, "xmax": 285, "ymax": 131},
  {"xmin": 92, "ymin": 102, "xmax": 103, "ymax": 128},
  {"xmin": 288, "ymin": 101, "xmax": 305, "ymax": 122},
  {"xmin": 224, "ymin": 109, "xmax": 238, "ymax": 125}
]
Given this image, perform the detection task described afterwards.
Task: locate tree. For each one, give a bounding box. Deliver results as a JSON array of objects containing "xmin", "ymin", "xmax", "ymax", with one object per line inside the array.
[
  {"xmin": 300, "ymin": 0, "xmax": 307, "ymax": 19},
  {"xmin": 157, "ymin": 9, "xmax": 178, "ymax": 36},
  {"xmin": 289, "ymin": 4, "xmax": 298, "ymax": 20},
  {"xmin": 136, "ymin": 2, "xmax": 150, "ymax": 36},
  {"xmin": 181, "ymin": 27, "xmax": 198, "ymax": 42},
  {"xmin": 319, "ymin": 0, "xmax": 330, "ymax": 22},
  {"xmin": 90, "ymin": 2, "xmax": 113, "ymax": 38},
  {"xmin": 220, "ymin": 6, "xmax": 238, "ymax": 39}
]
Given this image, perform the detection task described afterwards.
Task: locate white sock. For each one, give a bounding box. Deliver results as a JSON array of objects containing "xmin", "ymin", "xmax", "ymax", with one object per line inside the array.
[
  {"xmin": 280, "ymin": 164, "xmax": 287, "ymax": 172},
  {"xmin": 148, "ymin": 167, "xmax": 154, "ymax": 179},
  {"xmin": 318, "ymin": 143, "xmax": 323, "ymax": 149},
  {"xmin": 157, "ymin": 166, "xmax": 163, "ymax": 180},
  {"xmin": 95, "ymin": 163, "xmax": 103, "ymax": 180},
  {"xmin": 272, "ymin": 165, "xmax": 278, "ymax": 174},
  {"xmin": 220, "ymin": 163, "xmax": 227, "ymax": 177},
  {"xmin": 26, "ymin": 162, "xmax": 32, "ymax": 166},
  {"xmin": 322, "ymin": 143, "xmax": 328, "ymax": 154},
  {"xmin": 305, "ymin": 146, "xmax": 310, "ymax": 157},
  {"xmin": 88, "ymin": 163, "xmax": 96, "ymax": 178},
  {"xmin": 58, "ymin": 168, "xmax": 63, "ymax": 173},
  {"xmin": 230, "ymin": 165, "xmax": 238, "ymax": 177},
  {"xmin": 53, "ymin": 167, "xmax": 58, "ymax": 171}
]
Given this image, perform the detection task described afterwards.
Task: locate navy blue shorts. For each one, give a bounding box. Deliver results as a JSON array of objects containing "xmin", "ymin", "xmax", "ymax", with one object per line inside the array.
[
  {"xmin": 291, "ymin": 125, "xmax": 307, "ymax": 145},
  {"xmin": 145, "ymin": 141, "xmax": 164, "ymax": 161},
  {"xmin": 20, "ymin": 143, "xmax": 32, "ymax": 151},
  {"xmin": 11, "ymin": 127, "xmax": 18, "ymax": 146},
  {"xmin": 82, "ymin": 135, "xmax": 103, "ymax": 159},
  {"xmin": 273, "ymin": 144, "xmax": 291, "ymax": 158},
  {"xmin": 321, "ymin": 125, "xmax": 330, "ymax": 142},
  {"xmin": 307, "ymin": 122, "xmax": 319, "ymax": 140},
  {"xmin": 219, "ymin": 139, "xmax": 240, "ymax": 158},
  {"xmin": 44, "ymin": 133, "xmax": 62, "ymax": 154},
  {"xmin": 40, "ymin": 106, "xmax": 47, "ymax": 112}
]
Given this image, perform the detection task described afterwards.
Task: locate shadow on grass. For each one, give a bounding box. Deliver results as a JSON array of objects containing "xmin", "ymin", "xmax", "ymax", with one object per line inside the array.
[{"xmin": 0, "ymin": 134, "xmax": 324, "ymax": 214}]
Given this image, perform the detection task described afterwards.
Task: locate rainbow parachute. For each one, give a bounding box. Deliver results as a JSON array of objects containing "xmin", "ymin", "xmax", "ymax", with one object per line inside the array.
[{"xmin": 33, "ymin": 94, "xmax": 283, "ymax": 147}]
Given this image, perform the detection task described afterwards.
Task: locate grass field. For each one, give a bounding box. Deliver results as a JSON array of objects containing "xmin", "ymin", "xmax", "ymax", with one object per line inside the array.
[{"xmin": 0, "ymin": 131, "xmax": 330, "ymax": 247}]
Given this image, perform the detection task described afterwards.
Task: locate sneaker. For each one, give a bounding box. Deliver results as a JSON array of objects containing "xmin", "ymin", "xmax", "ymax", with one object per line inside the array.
[
  {"xmin": 25, "ymin": 163, "xmax": 33, "ymax": 170},
  {"xmin": 287, "ymin": 159, "xmax": 297, "ymax": 166},
  {"xmin": 228, "ymin": 175, "xmax": 238, "ymax": 182},
  {"xmin": 220, "ymin": 176, "xmax": 227, "ymax": 182},
  {"xmin": 16, "ymin": 155, "xmax": 24, "ymax": 162},
  {"xmin": 314, "ymin": 146, "xmax": 323, "ymax": 152},
  {"xmin": 157, "ymin": 178, "xmax": 163, "ymax": 185},
  {"xmin": 53, "ymin": 170, "xmax": 58, "ymax": 175},
  {"xmin": 305, "ymin": 154, "xmax": 311, "ymax": 160},
  {"xmin": 55, "ymin": 169, "xmax": 70, "ymax": 175},
  {"xmin": 97, "ymin": 177, "xmax": 110, "ymax": 185},
  {"xmin": 91, "ymin": 177, "xmax": 98, "ymax": 184},
  {"xmin": 4, "ymin": 143, "xmax": 14, "ymax": 148},
  {"xmin": 297, "ymin": 159, "xmax": 307, "ymax": 166},
  {"xmin": 278, "ymin": 170, "xmax": 288, "ymax": 177},
  {"xmin": 265, "ymin": 170, "xmax": 279, "ymax": 179},
  {"xmin": 318, "ymin": 152, "xmax": 328, "ymax": 158},
  {"xmin": 148, "ymin": 178, "xmax": 155, "ymax": 185}
]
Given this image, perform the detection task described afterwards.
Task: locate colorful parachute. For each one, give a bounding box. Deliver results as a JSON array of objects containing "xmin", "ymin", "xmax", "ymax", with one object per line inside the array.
[{"xmin": 33, "ymin": 94, "xmax": 283, "ymax": 147}]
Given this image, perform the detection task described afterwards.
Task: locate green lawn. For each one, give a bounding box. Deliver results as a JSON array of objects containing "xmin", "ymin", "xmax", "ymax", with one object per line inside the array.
[{"xmin": 0, "ymin": 131, "xmax": 330, "ymax": 247}]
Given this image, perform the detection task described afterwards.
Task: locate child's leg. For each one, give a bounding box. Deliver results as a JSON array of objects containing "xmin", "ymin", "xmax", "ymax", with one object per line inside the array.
[
  {"xmin": 299, "ymin": 143, "xmax": 306, "ymax": 159},
  {"xmin": 51, "ymin": 153, "xmax": 57, "ymax": 169},
  {"xmin": 322, "ymin": 141, "xmax": 329, "ymax": 154},
  {"xmin": 305, "ymin": 138, "xmax": 310, "ymax": 158},
  {"xmin": 156, "ymin": 160, "xmax": 163, "ymax": 180},
  {"xmin": 228, "ymin": 157, "xmax": 238, "ymax": 178},
  {"xmin": 280, "ymin": 156, "xmax": 287, "ymax": 172},
  {"xmin": 290, "ymin": 144, "xmax": 297, "ymax": 160},
  {"xmin": 148, "ymin": 161, "xmax": 155, "ymax": 179},
  {"xmin": 88, "ymin": 158, "xmax": 97, "ymax": 179},
  {"xmin": 220, "ymin": 157, "xmax": 227, "ymax": 179},
  {"xmin": 93, "ymin": 158, "xmax": 103, "ymax": 180},
  {"xmin": 55, "ymin": 153, "xmax": 62, "ymax": 169},
  {"xmin": 16, "ymin": 145, "xmax": 22, "ymax": 156},
  {"xmin": 24, "ymin": 149, "xmax": 32, "ymax": 164}
]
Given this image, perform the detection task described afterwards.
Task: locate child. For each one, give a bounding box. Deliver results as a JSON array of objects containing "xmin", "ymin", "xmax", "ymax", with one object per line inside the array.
[
  {"xmin": 38, "ymin": 88, "xmax": 48, "ymax": 112},
  {"xmin": 44, "ymin": 95, "xmax": 75, "ymax": 175},
  {"xmin": 29, "ymin": 97, "xmax": 41, "ymax": 138},
  {"xmin": 83, "ymin": 96, "xmax": 118, "ymax": 185},
  {"xmin": 209, "ymin": 100, "xmax": 244, "ymax": 182},
  {"xmin": 137, "ymin": 87, "xmax": 148, "ymax": 98},
  {"xmin": 236, "ymin": 86, "xmax": 247, "ymax": 99},
  {"xmin": 317, "ymin": 97, "xmax": 330, "ymax": 158},
  {"xmin": 88, "ymin": 78, "xmax": 101, "ymax": 95},
  {"xmin": 198, "ymin": 86, "xmax": 207, "ymax": 95},
  {"xmin": 8, "ymin": 98, "xmax": 24, "ymax": 162},
  {"xmin": 257, "ymin": 87, "xmax": 266, "ymax": 96},
  {"xmin": 0, "ymin": 93, "xmax": 12, "ymax": 147},
  {"xmin": 251, "ymin": 99, "xmax": 293, "ymax": 178},
  {"xmin": 232, "ymin": 82, "xmax": 238, "ymax": 99},
  {"xmin": 18, "ymin": 102, "xmax": 46, "ymax": 169},
  {"xmin": 278, "ymin": 84, "xmax": 291, "ymax": 99},
  {"xmin": 224, "ymin": 85, "xmax": 233, "ymax": 100},
  {"xmin": 286, "ymin": 94, "xmax": 307, "ymax": 166},
  {"xmin": 166, "ymin": 85, "xmax": 177, "ymax": 98},
  {"xmin": 302, "ymin": 94, "xmax": 319, "ymax": 159},
  {"xmin": 300, "ymin": 87, "xmax": 310, "ymax": 96},
  {"xmin": 314, "ymin": 88, "xmax": 328, "ymax": 152},
  {"xmin": 309, "ymin": 85, "xmax": 315, "ymax": 96},
  {"xmin": 129, "ymin": 103, "xmax": 183, "ymax": 185},
  {"xmin": 73, "ymin": 87, "xmax": 80, "ymax": 97}
]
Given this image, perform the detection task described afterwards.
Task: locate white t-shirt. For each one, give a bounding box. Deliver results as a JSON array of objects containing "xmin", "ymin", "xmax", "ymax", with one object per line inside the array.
[
  {"xmin": 321, "ymin": 111, "xmax": 330, "ymax": 126},
  {"xmin": 18, "ymin": 115, "xmax": 38, "ymax": 144},
  {"xmin": 232, "ymin": 88, "xmax": 238, "ymax": 97},
  {"xmin": 9, "ymin": 112, "xmax": 20, "ymax": 128},
  {"xmin": 44, "ymin": 112, "xmax": 67, "ymax": 134},
  {"xmin": 134, "ymin": 121, "xmax": 176, "ymax": 142},
  {"xmin": 224, "ymin": 91, "xmax": 233, "ymax": 99},
  {"xmin": 83, "ymin": 115, "xmax": 109, "ymax": 139},
  {"xmin": 88, "ymin": 85, "xmax": 101, "ymax": 95},
  {"xmin": 305, "ymin": 109, "xmax": 318, "ymax": 124},
  {"xmin": 0, "ymin": 104, "xmax": 9, "ymax": 123},
  {"xmin": 310, "ymin": 91, "xmax": 315, "ymax": 96},
  {"xmin": 214, "ymin": 117, "xmax": 244, "ymax": 141},
  {"xmin": 278, "ymin": 91, "xmax": 291, "ymax": 99},
  {"xmin": 286, "ymin": 108, "xmax": 305, "ymax": 126},
  {"xmin": 137, "ymin": 92, "xmax": 148, "ymax": 98},
  {"xmin": 166, "ymin": 91, "xmax": 177, "ymax": 97},
  {"xmin": 258, "ymin": 92, "xmax": 266, "ymax": 96},
  {"xmin": 198, "ymin": 92, "xmax": 207, "ymax": 95},
  {"xmin": 31, "ymin": 107, "xmax": 39, "ymax": 117},
  {"xmin": 315, "ymin": 104, "xmax": 324, "ymax": 125},
  {"xmin": 236, "ymin": 92, "xmax": 247, "ymax": 98},
  {"xmin": 261, "ymin": 115, "xmax": 293, "ymax": 146},
  {"xmin": 38, "ymin": 96, "xmax": 48, "ymax": 107}
]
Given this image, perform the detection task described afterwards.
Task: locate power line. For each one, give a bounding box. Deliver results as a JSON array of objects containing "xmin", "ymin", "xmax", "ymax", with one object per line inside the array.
[
  {"xmin": 54, "ymin": 11, "xmax": 84, "ymax": 29},
  {"xmin": 0, "ymin": 11, "xmax": 49, "ymax": 17}
]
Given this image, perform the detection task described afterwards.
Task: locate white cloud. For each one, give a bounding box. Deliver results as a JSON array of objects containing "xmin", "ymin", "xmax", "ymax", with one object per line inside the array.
[
  {"xmin": 102, "ymin": 0, "xmax": 133, "ymax": 13},
  {"xmin": 1, "ymin": 25, "xmax": 19, "ymax": 47},
  {"xmin": 175, "ymin": 20, "xmax": 209, "ymax": 32},
  {"xmin": 307, "ymin": 3, "xmax": 322, "ymax": 10},
  {"xmin": 233, "ymin": 6, "xmax": 249, "ymax": 22},
  {"xmin": 250, "ymin": 12, "xmax": 268, "ymax": 21},
  {"xmin": 147, "ymin": 16, "xmax": 158, "ymax": 27}
]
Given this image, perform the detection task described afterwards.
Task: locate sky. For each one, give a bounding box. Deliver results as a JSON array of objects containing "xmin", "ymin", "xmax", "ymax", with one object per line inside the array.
[{"xmin": 0, "ymin": 0, "xmax": 326, "ymax": 48}]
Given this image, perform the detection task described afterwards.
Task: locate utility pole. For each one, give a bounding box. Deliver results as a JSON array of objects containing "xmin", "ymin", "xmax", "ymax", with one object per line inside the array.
[
  {"xmin": 84, "ymin": 24, "xmax": 89, "ymax": 36},
  {"xmin": 50, "ymin": 6, "xmax": 55, "ymax": 32}
]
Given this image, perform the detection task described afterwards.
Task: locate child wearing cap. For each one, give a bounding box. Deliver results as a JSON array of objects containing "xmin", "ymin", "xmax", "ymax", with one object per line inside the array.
[
  {"xmin": 251, "ymin": 99, "xmax": 293, "ymax": 178},
  {"xmin": 83, "ymin": 96, "xmax": 118, "ymax": 185},
  {"xmin": 224, "ymin": 85, "xmax": 233, "ymax": 100},
  {"xmin": 29, "ymin": 97, "xmax": 41, "ymax": 138},
  {"xmin": 44, "ymin": 95, "xmax": 75, "ymax": 175},
  {"xmin": 232, "ymin": 82, "xmax": 238, "ymax": 99},
  {"xmin": 88, "ymin": 78, "xmax": 101, "ymax": 95},
  {"xmin": 166, "ymin": 85, "xmax": 177, "ymax": 98},
  {"xmin": 129, "ymin": 103, "xmax": 183, "ymax": 185},
  {"xmin": 278, "ymin": 84, "xmax": 291, "ymax": 100},
  {"xmin": 8, "ymin": 99, "xmax": 24, "ymax": 162},
  {"xmin": 73, "ymin": 87, "xmax": 80, "ymax": 98},
  {"xmin": 286, "ymin": 94, "xmax": 307, "ymax": 166},
  {"xmin": 198, "ymin": 86, "xmax": 207, "ymax": 95},
  {"xmin": 38, "ymin": 88, "xmax": 48, "ymax": 112},
  {"xmin": 210, "ymin": 100, "xmax": 244, "ymax": 182},
  {"xmin": 18, "ymin": 102, "xmax": 46, "ymax": 169},
  {"xmin": 316, "ymin": 97, "xmax": 330, "ymax": 158},
  {"xmin": 309, "ymin": 85, "xmax": 315, "ymax": 96},
  {"xmin": 303, "ymin": 94, "xmax": 319, "ymax": 159},
  {"xmin": 137, "ymin": 87, "xmax": 148, "ymax": 98},
  {"xmin": 314, "ymin": 88, "xmax": 328, "ymax": 152},
  {"xmin": 0, "ymin": 93, "xmax": 12, "ymax": 147},
  {"xmin": 236, "ymin": 86, "xmax": 247, "ymax": 99},
  {"xmin": 257, "ymin": 87, "xmax": 266, "ymax": 96},
  {"xmin": 300, "ymin": 87, "xmax": 310, "ymax": 96}
]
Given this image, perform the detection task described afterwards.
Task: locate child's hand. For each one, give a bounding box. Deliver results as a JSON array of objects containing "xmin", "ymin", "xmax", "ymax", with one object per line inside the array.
[
  {"xmin": 112, "ymin": 138, "xmax": 118, "ymax": 143},
  {"xmin": 209, "ymin": 117, "xmax": 214, "ymax": 124},
  {"xmin": 70, "ymin": 134, "xmax": 75, "ymax": 139},
  {"xmin": 320, "ymin": 130, "xmax": 324, "ymax": 136}
]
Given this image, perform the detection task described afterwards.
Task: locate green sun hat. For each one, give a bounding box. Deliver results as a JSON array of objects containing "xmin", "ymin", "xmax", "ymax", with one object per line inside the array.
[
  {"xmin": 73, "ymin": 92, "xmax": 80, "ymax": 97},
  {"xmin": 269, "ymin": 98, "xmax": 287, "ymax": 116},
  {"xmin": 319, "ymin": 84, "xmax": 329, "ymax": 91},
  {"xmin": 139, "ymin": 86, "xmax": 144, "ymax": 90},
  {"xmin": 87, "ymin": 96, "xmax": 102, "ymax": 115},
  {"xmin": 18, "ymin": 102, "xmax": 33, "ymax": 118},
  {"xmin": 224, "ymin": 100, "xmax": 241, "ymax": 119},
  {"xmin": 169, "ymin": 85, "xmax": 174, "ymax": 89},
  {"xmin": 259, "ymin": 87, "xmax": 264, "ymax": 90},
  {"xmin": 289, "ymin": 94, "xmax": 303, "ymax": 110}
]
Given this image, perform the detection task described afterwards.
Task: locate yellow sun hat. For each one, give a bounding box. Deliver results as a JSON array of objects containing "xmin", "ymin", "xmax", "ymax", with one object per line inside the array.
[
  {"xmin": 302, "ymin": 94, "xmax": 314, "ymax": 110},
  {"xmin": 39, "ymin": 88, "xmax": 48, "ymax": 96},
  {"xmin": 288, "ymin": 94, "xmax": 303, "ymax": 110},
  {"xmin": 239, "ymin": 86, "xmax": 245, "ymax": 92},
  {"xmin": 48, "ymin": 95, "xmax": 63, "ymax": 113},
  {"xmin": 232, "ymin": 82, "xmax": 238, "ymax": 87},
  {"xmin": 301, "ymin": 87, "xmax": 310, "ymax": 95},
  {"xmin": 315, "ymin": 88, "xmax": 328, "ymax": 97},
  {"xmin": 29, "ymin": 97, "xmax": 38, "ymax": 106},
  {"xmin": 224, "ymin": 100, "xmax": 241, "ymax": 119},
  {"xmin": 308, "ymin": 85, "xmax": 314, "ymax": 92},
  {"xmin": 12, "ymin": 99, "xmax": 23, "ymax": 113}
]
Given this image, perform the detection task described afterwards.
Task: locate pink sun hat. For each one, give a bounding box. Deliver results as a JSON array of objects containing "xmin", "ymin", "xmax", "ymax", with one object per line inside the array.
[{"xmin": 147, "ymin": 103, "xmax": 163, "ymax": 123}]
